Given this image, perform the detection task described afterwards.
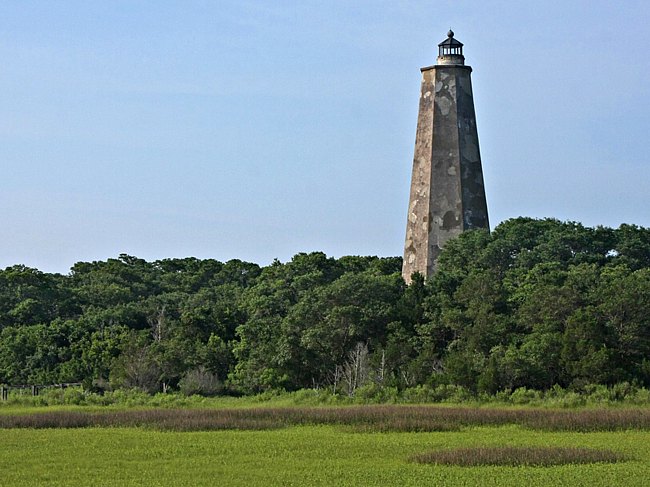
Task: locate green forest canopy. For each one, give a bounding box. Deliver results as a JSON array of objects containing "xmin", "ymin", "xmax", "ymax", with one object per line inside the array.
[{"xmin": 1, "ymin": 217, "xmax": 649, "ymax": 395}]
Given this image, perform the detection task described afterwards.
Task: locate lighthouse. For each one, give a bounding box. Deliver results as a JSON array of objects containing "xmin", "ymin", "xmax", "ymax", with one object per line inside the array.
[{"xmin": 402, "ymin": 30, "xmax": 489, "ymax": 283}]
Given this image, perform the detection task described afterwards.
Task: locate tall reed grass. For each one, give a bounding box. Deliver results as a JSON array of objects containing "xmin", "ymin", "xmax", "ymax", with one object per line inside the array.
[{"xmin": 2, "ymin": 405, "xmax": 650, "ymax": 432}]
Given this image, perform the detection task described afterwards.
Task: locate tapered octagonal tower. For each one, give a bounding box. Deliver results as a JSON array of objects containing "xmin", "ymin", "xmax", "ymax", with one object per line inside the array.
[{"xmin": 402, "ymin": 30, "xmax": 489, "ymax": 283}]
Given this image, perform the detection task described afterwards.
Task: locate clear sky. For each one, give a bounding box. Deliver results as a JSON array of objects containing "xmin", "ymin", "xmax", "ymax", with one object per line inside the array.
[{"xmin": 2, "ymin": 1, "xmax": 649, "ymax": 274}]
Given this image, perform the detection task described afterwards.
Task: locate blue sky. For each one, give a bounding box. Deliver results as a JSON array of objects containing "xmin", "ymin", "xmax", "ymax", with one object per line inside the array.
[{"xmin": 2, "ymin": 1, "xmax": 649, "ymax": 273}]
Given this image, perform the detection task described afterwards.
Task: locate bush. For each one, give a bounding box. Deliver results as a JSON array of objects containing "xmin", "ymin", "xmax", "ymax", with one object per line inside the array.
[
  {"xmin": 290, "ymin": 388, "xmax": 343, "ymax": 405},
  {"xmin": 401, "ymin": 385, "xmax": 439, "ymax": 403},
  {"xmin": 178, "ymin": 367, "xmax": 223, "ymax": 397},
  {"xmin": 582, "ymin": 384, "xmax": 611, "ymax": 404},
  {"xmin": 545, "ymin": 391, "xmax": 586, "ymax": 408},
  {"xmin": 609, "ymin": 382, "xmax": 636, "ymax": 401},
  {"xmin": 436, "ymin": 385, "xmax": 474, "ymax": 403},
  {"xmin": 510, "ymin": 387, "xmax": 543, "ymax": 405},
  {"xmin": 399, "ymin": 384, "xmax": 475, "ymax": 404},
  {"xmin": 631, "ymin": 387, "xmax": 650, "ymax": 405},
  {"xmin": 353, "ymin": 384, "xmax": 398, "ymax": 404}
]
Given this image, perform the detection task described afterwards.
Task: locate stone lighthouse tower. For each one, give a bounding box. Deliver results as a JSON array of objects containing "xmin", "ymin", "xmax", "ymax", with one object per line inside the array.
[{"xmin": 402, "ymin": 30, "xmax": 489, "ymax": 283}]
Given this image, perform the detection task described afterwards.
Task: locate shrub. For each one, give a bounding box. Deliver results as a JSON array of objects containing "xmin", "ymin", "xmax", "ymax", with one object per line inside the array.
[
  {"xmin": 631, "ymin": 387, "xmax": 650, "ymax": 405},
  {"xmin": 510, "ymin": 387, "xmax": 543, "ymax": 405},
  {"xmin": 436, "ymin": 384, "xmax": 474, "ymax": 403},
  {"xmin": 353, "ymin": 384, "xmax": 398, "ymax": 404},
  {"xmin": 178, "ymin": 367, "xmax": 223, "ymax": 397},
  {"xmin": 401, "ymin": 385, "xmax": 438, "ymax": 403},
  {"xmin": 582, "ymin": 384, "xmax": 611, "ymax": 404},
  {"xmin": 290, "ymin": 388, "xmax": 342, "ymax": 405}
]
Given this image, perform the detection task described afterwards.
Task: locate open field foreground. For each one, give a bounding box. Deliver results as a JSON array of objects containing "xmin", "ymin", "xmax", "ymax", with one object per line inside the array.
[
  {"xmin": 2, "ymin": 406, "xmax": 650, "ymax": 486},
  {"xmin": 1, "ymin": 426, "xmax": 649, "ymax": 486}
]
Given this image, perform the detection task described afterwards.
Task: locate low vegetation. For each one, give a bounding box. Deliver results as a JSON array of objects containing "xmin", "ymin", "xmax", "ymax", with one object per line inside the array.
[
  {"xmin": 411, "ymin": 446, "xmax": 628, "ymax": 467},
  {"xmin": 2, "ymin": 426, "xmax": 648, "ymax": 486},
  {"xmin": 2, "ymin": 405, "xmax": 650, "ymax": 432},
  {"xmin": 3, "ymin": 381, "xmax": 650, "ymax": 411}
]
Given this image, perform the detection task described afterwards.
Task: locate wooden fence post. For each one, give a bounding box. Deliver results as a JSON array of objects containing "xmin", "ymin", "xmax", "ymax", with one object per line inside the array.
[
  {"xmin": 32, "ymin": 385, "xmax": 39, "ymax": 396},
  {"xmin": 1, "ymin": 387, "xmax": 7, "ymax": 401}
]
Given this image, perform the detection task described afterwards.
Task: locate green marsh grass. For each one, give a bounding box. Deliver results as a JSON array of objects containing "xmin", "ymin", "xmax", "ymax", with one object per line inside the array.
[
  {"xmin": 3, "ymin": 400, "xmax": 650, "ymax": 485},
  {"xmin": 1, "ymin": 426, "xmax": 648, "ymax": 486},
  {"xmin": 411, "ymin": 446, "xmax": 628, "ymax": 467}
]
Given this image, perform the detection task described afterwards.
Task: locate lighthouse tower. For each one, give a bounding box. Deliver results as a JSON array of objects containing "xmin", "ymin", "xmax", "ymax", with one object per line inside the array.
[{"xmin": 402, "ymin": 30, "xmax": 489, "ymax": 283}]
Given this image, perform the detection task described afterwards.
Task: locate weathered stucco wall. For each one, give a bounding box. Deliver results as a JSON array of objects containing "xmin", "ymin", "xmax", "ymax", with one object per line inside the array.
[{"xmin": 402, "ymin": 64, "xmax": 489, "ymax": 283}]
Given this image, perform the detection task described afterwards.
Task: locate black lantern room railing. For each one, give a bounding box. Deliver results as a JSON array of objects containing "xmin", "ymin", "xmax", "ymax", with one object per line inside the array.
[{"xmin": 438, "ymin": 30, "xmax": 464, "ymax": 58}]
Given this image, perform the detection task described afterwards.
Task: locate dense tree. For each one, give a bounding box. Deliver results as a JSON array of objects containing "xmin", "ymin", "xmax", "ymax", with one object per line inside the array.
[
  {"xmin": 0, "ymin": 218, "xmax": 649, "ymax": 395},
  {"xmin": 0, "ymin": 266, "xmax": 75, "ymax": 329}
]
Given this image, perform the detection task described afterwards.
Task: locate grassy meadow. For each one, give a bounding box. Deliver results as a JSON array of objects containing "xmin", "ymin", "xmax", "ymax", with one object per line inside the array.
[{"xmin": 1, "ymin": 403, "xmax": 650, "ymax": 486}]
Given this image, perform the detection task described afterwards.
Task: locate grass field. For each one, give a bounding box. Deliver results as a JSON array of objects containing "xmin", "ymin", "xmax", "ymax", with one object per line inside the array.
[
  {"xmin": 2, "ymin": 405, "xmax": 650, "ymax": 486},
  {"xmin": 2, "ymin": 426, "xmax": 649, "ymax": 486}
]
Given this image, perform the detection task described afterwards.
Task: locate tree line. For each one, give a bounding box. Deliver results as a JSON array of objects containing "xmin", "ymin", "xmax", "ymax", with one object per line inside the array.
[{"xmin": 0, "ymin": 217, "xmax": 649, "ymax": 396}]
